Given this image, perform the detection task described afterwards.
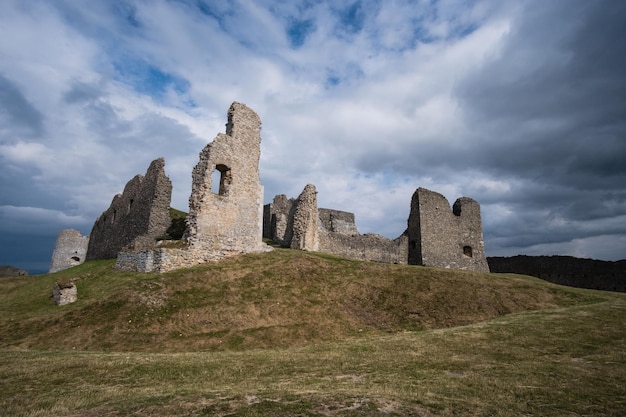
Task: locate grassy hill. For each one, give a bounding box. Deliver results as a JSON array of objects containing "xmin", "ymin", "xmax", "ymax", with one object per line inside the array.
[{"xmin": 1, "ymin": 248, "xmax": 624, "ymax": 416}]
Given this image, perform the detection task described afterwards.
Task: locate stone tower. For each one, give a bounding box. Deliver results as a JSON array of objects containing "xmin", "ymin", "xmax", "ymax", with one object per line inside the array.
[
  {"xmin": 184, "ymin": 102, "xmax": 267, "ymax": 259},
  {"xmin": 407, "ymin": 187, "xmax": 489, "ymax": 272},
  {"xmin": 49, "ymin": 229, "xmax": 90, "ymax": 273}
]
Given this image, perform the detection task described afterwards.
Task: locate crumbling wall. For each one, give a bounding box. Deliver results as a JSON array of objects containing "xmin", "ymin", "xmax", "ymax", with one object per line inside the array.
[
  {"xmin": 407, "ymin": 187, "xmax": 489, "ymax": 272},
  {"xmin": 116, "ymin": 102, "xmax": 269, "ymax": 273},
  {"xmin": 264, "ymin": 184, "xmax": 408, "ymax": 263},
  {"xmin": 49, "ymin": 229, "xmax": 90, "ymax": 273},
  {"xmin": 86, "ymin": 158, "xmax": 172, "ymax": 260},
  {"xmin": 319, "ymin": 232, "xmax": 408, "ymax": 264},
  {"xmin": 184, "ymin": 102, "xmax": 267, "ymax": 260},
  {"xmin": 290, "ymin": 184, "xmax": 319, "ymax": 251},
  {"xmin": 318, "ymin": 208, "xmax": 359, "ymax": 235},
  {"xmin": 263, "ymin": 194, "xmax": 295, "ymax": 246}
]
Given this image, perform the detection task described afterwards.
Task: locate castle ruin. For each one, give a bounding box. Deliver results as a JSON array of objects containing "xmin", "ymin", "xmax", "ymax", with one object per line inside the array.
[
  {"xmin": 49, "ymin": 229, "xmax": 89, "ymax": 273},
  {"xmin": 115, "ymin": 102, "xmax": 269, "ymax": 272},
  {"xmin": 86, "ymin": 158, "xmax": 172, "ymax": 261},
  {"xmin": 264, "ymin": 185, "xmax": 488, "ymax": 271},
  {"xmin": 50, "ymin": 101, "xmax": 489, "ymax": 274}
]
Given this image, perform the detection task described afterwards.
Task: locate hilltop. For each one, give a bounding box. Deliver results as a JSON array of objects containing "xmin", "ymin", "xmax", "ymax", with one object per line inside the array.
[{"xmin": 0, "ymin": 248, "xmax": 601, "ymax": 353}]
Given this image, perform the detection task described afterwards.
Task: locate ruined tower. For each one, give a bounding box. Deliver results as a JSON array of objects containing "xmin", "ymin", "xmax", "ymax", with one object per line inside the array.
[
  {"xmin": 49, "ymin": 229, "xmax": 89, "ymax": 273},
  {"xmin": 407, "ymin": 187, "xmax": 489, "ymax": 272},
  {"xmin": 184, "ymin": 102, "xmax": 267, "ymax": 259}
]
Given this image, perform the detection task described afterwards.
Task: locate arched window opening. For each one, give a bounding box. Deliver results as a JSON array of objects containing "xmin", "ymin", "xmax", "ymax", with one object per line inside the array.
[
  {"xmin": 211, "ymin": 164, "xmax": 232, "ymax": 196},
  {"xmin": 463, "ymin": 246, "xmax": 473, "ymax": 258}
]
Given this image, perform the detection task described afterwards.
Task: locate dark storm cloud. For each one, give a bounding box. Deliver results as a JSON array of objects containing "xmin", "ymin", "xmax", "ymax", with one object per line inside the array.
[
  {"xmin": 458, "ymin": 0, "xmax": 626, "ymax": 186},
  {"xmin": 0, "ymin": 74, "xmax": 44, "ymax": 138}
]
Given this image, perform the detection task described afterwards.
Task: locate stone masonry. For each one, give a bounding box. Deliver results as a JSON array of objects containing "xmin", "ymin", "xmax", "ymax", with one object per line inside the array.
[
  {"xmin": 49, "ymin": 229, "xmax": 90, "ymax": 273},
  {"xmin": 55, "ymin": 101, "xmax": 489, "ymax": 274},
  {"xmin": 86, "ymin": 158, "xmax": 172, "ymax": 260},
  {"xmin": 407, "ymin": 188, "xmax": 489, "ymax": 272},
  {"xmin": 290, "ymin": 184, "xmax": 320, "ymax": 251},
  {"xmin": 264, "ymin": 185, "xmax": 488, "ymax": 271},
  {"xmin": 115, "ymin": 102, "xmax": 270, "ymax": 273},
  {"xmin": 184, "ymin": 102, "xmax": 267, "ymax": 258},
  {"xmin": 53, "ymin": 282, "xmax": 77, "ymax": 305},
  {"xmin": 264, "ymin": 184, "xmax": 408, "ymax": 264}
]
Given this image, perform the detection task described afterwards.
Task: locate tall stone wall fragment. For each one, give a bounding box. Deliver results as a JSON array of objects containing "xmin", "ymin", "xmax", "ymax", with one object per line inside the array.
[
  {"xmin": 290, "ymin": 184, "xmax": 320, "ymax": 251},
  {"xmin": 86, "ymin": 158, "xmax": 172, "ymax": 260},
  {"xmin": 49, "ymin": 229, "xmax": 90, "ymax": 273},
  {"xmin": 407, "ymin": 187, "xmax": 489, "ymax": 272},
  {"xmin": 184, "ymin": 102, "xmax": 267, "ymax": 261}
]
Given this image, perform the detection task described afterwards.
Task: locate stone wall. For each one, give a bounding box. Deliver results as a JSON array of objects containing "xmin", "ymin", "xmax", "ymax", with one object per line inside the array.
[
  {"xmin": 488, "ymin": 255, "xmax": 625, "ymax": 292},
  {"xmin": 49, "ymin": 229, "xmax": 89, "ymax": 273},
  {"xmin": 407, "ymin": 188, "xmax": 489, "ymax": 272},
  {"xmin": 116, "ymin": 102, "xmax": 270, "ymax": 273},
  {"xmin": 86, "ymin": 158, "xmax": 172, "ymax": 260},
  {"xmin": 184, "ymin": 102, "xmax": 267, "ymax": 261},
  {"xmin": 318, "ymin": 208, "xmax": 359, "ymax": 235},
  {"xmin": 263, "ymin": 194, "xmax": 295, "ymax": 246},
  {"xmin": 319, "ymin": 232, "xmax": 408, "ymax": 264},
  {"xmin": 264, "ymin": 184, "xmax": 408, "ymax": 264},
  {"xmin": 290, "ymin": 184, "xmax": 320, "ymax": 251}
]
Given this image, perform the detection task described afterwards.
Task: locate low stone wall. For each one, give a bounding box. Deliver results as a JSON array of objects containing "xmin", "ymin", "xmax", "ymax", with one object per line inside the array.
[
  {"xmin": 319, "ymin": 232, "xmax": 408, "ymax": 264},
  {"xmin": 115, "ymin": 243, "xmax": 272, "ymax": 273}
]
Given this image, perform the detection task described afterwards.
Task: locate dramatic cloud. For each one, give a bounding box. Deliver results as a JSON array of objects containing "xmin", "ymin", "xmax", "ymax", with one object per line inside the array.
[{"xmin": 1, "ymin": 0, "xmax": 624, "ymax": 273}]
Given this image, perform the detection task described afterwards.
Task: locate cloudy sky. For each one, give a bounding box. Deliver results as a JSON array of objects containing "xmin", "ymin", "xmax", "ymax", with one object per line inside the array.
[{"xmin": 1, "ymin": 0, "xmax": 625, "ymax": 273}]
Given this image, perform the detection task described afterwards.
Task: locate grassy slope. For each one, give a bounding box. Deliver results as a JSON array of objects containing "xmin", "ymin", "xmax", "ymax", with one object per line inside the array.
[
  {"xmin": 0, "ymin": 249, "xmax": 598, "ymax": 352},
  {"xmin": 1, "ymin": 249, "xmax": 624, "ymax": 416}
]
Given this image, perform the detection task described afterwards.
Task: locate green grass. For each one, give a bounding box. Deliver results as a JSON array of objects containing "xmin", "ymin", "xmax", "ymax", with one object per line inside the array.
[{"xmin": 0, "ymin": 249, "xmax": 624, "ymax": 415}]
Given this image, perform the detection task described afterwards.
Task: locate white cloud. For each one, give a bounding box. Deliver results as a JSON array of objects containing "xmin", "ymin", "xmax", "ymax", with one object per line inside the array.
[{"xmin": 1, "ymin": 0, "xmax": 625, "ymax": 270}]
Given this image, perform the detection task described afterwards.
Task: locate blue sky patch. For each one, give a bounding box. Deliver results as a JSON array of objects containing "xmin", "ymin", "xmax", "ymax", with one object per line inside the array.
[
  {"xmin": 113, "ymin": 59, "xmax": 190, "ymax": 99},
  {"xmin": 336, "ymin": 1, "xmax": 365, "ymax": 36},
  {"xmin": 287, "ymin": 18, "xmax": 315, "ymax": 48}
]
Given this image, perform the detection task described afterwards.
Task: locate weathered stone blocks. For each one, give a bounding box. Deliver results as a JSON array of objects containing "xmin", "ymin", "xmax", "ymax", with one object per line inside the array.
[
  {"xmin": 53, "ymin": 282, "xmax": 77, "ymax": 305},
  {"xmin": 407, "ymin": 187, "xmax": 489, "ymax": 272},
  {"xmin": 86, "ymin": 158, "xmax": 172, "ymax": 260},
  {"xmin": 49, "ymin": 229, "xmax": 89, "ymax": 273}
]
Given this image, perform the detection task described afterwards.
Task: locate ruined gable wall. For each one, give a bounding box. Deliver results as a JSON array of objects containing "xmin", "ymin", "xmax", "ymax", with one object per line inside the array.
[
  {"xmin": 184, "ymin": 102, "xmax": 266, "ymax": 260},
  {"xmin": 86, "ymin": 158, "xmax": 172, "ymax": 260},
  {"xmin": 407, "ymin": 187, "xmax": 489, "ymax": 272},
  {"xmin": 49, "ymin": 229, "xmax": 90, "ymax": 273}
]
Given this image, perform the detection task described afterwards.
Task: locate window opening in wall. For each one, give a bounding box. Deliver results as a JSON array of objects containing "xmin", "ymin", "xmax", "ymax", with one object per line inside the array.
[
  {"xmin": 463, "ymin": 246, "xmax": 473, "ymax": 257},
  {"xmin": 211, "ymin": 164, "xmax": 232, "ymax": 196},
  {"xmin": 71, "ymin": 256, "xmax": 80, "ymax": 262},
  {"xmin": 112, "ymin": 209, "xmax": 117, "ymax": 223},
  {"xmin": 128, "ymin": 198, "xmax": 134, "ymax": 214}
]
